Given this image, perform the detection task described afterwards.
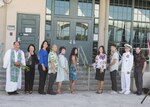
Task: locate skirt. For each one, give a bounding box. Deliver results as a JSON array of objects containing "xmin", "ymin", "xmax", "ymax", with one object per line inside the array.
[
  {"xmin": 69, "ymin": 64, "xmax": 77, "ymax": 80},
  {"xmin": 95, "ymin": 68, "xmax": 105, "ymax": 81}
]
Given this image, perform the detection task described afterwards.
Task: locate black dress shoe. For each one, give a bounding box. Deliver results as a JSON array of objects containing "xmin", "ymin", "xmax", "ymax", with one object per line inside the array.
[
  {"xmin": 48, "ymin": 91, "xmax": 57, "ymax": 95},
  {"xmin": 29, "ymin": 91, "xmax": 32, "ymax": 94},
  {"xmin": 8, "ymin": 92, "xmax": 14, "ymax": 95},
  {"xmin": 39, "ymin": 92, "xmax": 46, "ymax": 95},
  {"xmin": 13, "ymin": 91, "xmax": 19, "ymax": 95},
  {"xmin": 137, "ymin": 92, "xmax": 142, "ymax": 95},
  {"xmin": 8, "ymin": 91, "xmax": 19, "ymax": 95},
  {"xmin": 25, "ymin": 91, "xmax": 29, "ymax": 94}
]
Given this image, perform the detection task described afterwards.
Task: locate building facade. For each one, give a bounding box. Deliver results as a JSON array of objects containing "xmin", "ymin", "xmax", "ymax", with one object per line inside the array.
[{"xmin": 0, "ymin": 0, "xmax": 150, "ymax": 68}]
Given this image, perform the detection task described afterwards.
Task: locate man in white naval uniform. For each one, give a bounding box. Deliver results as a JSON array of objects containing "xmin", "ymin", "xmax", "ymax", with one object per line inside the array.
[{"xmin": 119, "ymin": 44, "xmax": 133, "ymax": 95}]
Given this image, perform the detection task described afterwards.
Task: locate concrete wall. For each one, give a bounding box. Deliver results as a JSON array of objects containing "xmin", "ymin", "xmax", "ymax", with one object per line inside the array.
[
  {"xmin": 0, "ymin": 5, "xmax": 6, "ymax": 44},
  {"xmin": 5, "ymin": 0, "xmax": 46, "ymax": 51},
  {"xmin": 0, "ymin": 5, "xmax": 6, "ymax": 65}
]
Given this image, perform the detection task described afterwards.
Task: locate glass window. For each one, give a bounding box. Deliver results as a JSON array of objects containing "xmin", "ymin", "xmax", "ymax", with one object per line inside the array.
[
  {"xmin": 46, "ymin": 0, "xmax": 51, "ymax": 14},
  {"xmin": 95, "ymin": 0, "xmax": 100, "ymax": 18},
  {"xmin": 46, "ymin": 0, "xmax": 52, "ymax": 42},
  {"xmin": 110, "ymin": 5, "xmax": 132, "ymax": 21},
  {"xmin": 55, "ymin": 0, "xmax": 70, "ymax": 15},
  {"xmin": 109, "ymin": 0, "xmax": 133, "ymax": 56},
  {"xmin": 75, "ymin": 22, "xmax": 88, "ymax": 41},
  {"xmin": 94, "ymin": 19, "xmax": 99, "ymax": 34},
  {"xmin": 45, "ymin": 15, "xmax": 51, "ymax": 41},
  {"xmin": 57, "ymin": 21, "xmax": 70, "ymax": 40},
  {"xmin": 78, "ymin": 0, "xmax": 92, "ymax": 17}
]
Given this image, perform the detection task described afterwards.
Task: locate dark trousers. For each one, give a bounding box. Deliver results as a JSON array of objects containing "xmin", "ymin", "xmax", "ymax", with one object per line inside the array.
[
  {"xmin": 38, "ymin": 65, "xmax": 48, "ymax": 93},
  {"xmin": 25, "ymin": 67, "xmax": 35, "ymax": 91},
  {"xmin": 110, "ymin": 70, "xmax": 118, "ymax": 91},
  {"xmin": 47, "ymin": 73, "xmax": 57, "ymax": 93},
  {"xmin": 134, "ymin": 68, "xmax": 143, "ymax": 94}
]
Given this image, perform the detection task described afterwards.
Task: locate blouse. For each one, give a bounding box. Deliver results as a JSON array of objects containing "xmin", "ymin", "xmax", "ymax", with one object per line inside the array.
[
  {"xmin": 95, "ymin": 53, "xmax": 107, "ymax": 71},
  {"xmin": 38, "ymin": 49, "xmax": 48, "ymax": 68}
]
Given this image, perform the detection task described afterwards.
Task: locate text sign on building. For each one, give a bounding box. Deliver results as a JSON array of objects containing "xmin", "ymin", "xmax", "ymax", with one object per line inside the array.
[
  {"xmin": 7, "ymin": 25, "xmax": 15, "ymax": 30},
  {"xmin": 25, "ymin": 28, "xmax": 32, "ymax": 33}
]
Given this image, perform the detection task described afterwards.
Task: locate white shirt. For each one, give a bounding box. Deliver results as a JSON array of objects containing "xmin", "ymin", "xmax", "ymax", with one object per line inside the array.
[
  {"xmin": 120, "ymin": 52, "xmax": 133, "ymax": 73},
  {"xmin": 110, "ymin": 51, "xmax": 119, "ymax": 71}
]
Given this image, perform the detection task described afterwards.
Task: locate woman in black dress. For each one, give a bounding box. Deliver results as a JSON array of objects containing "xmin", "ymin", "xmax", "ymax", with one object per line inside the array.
[
  {"xmin": 25, "ymin": 44, "xmax": 39, "ymax": 94},
  {"xmin": 95, "ymin": 46, "xmax": 107, "ymax": 94}
]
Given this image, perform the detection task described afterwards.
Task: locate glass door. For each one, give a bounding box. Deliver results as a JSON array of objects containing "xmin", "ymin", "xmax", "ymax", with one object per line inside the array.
[{"xmin": 53, "ymin": 18, "xmax": 93, "ymax": 64}]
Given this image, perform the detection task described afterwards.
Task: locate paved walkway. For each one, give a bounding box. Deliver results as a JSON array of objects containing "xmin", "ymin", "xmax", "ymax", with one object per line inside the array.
[{"xmin": 0, "ymin": 91, "xmax": 150, "ymax": 107}]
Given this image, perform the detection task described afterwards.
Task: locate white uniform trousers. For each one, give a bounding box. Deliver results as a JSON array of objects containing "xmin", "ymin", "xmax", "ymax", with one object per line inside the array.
[{"xmin": 121, "ymin": 72, "xmax": 131, "ymax": 93}]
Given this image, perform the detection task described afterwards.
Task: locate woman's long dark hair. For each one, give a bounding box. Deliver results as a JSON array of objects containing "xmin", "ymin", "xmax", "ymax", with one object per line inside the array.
[
  {"xmin": 97, "ymin": 46, "xmax": 106, "ymax": 55},
  {"xmin": 69, "ymin": 47, "xmax": 78, "ymax": 65},
  {"xmin": 40, "ymin": 40, "xmax": 48, "ymax": 50},
  {"xmin": 27, "ymin": 44, "xmax": 36, "ymax": 52}
]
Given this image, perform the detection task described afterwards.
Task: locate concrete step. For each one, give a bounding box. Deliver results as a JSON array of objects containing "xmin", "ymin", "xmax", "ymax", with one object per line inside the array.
[{"xmin": 0, "ymin": 66, "xmax": 121, "ymax": 91}]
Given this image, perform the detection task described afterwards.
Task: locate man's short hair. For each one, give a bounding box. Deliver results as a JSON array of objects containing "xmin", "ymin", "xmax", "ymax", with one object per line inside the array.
[
  {"xmin": 135, "ymin": 46, "xmax": 141, "ymax": 49},
  {"xmin": 110, "ymin": 43, "xmax": 117, "ymax": 48},
  {"xmin": 13, "ymin": 41, "xmax": 20, "ymax": 45}
]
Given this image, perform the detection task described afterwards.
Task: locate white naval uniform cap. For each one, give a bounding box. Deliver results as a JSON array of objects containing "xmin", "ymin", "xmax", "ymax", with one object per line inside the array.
[{"xmin": 124, "ymin": 44, "xmax": 132, "ymax": 49}]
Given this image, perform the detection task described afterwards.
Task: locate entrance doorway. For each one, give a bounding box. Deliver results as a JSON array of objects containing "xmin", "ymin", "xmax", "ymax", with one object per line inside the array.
[{"xmin": 16, "ymin": 13, "xmax": 40, "ymax": 53}]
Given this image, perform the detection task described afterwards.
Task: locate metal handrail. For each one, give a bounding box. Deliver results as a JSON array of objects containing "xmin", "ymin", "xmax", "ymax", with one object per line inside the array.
[
  {"xmin": 78, "ymin": 46, "xmax": 90, "ymax": 91},
  {"xmin": 0, "ymin": 43, "xmax": 4, "ymax": 65},
  {"xmin": 78, "ymin": 46, "xmax": 88, "ymax": 66}
]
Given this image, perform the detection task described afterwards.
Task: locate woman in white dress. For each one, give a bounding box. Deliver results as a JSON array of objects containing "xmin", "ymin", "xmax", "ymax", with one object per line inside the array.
[{"xmin": 56, "ymin": 46, "xmax": 69, "ymax": 94}]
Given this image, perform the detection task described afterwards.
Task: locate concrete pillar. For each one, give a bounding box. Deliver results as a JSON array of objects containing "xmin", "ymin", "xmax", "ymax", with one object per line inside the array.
[
  {"xmin": 98, "ymin": 0, "xmax": 110, "ymax": 51},
  {"xmin": 104, "ymin": 0, "xmax": 110, "ymax": 51}
]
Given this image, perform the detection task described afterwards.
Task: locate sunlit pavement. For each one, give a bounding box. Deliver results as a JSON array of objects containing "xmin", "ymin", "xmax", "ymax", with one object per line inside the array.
[{"xmin": 0, "ymin": 91, "xmax": 150, "ymax": 107}]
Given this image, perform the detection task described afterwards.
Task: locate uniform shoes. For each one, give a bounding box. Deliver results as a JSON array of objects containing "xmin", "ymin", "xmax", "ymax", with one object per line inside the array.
[
  {"xmin": 110, "ymin": 91, "xmax": 118, "ymax": 94},
  {"xmin": 136, "ymin": 92, "xmax": 142, "ymax": 95},
  {"xmin": 119, "ymin": 90, "xmax": 125, "ymax": 94},
  {"xmin": 124, "ymin": 91, "xmax": 130, "ymax": 95}
]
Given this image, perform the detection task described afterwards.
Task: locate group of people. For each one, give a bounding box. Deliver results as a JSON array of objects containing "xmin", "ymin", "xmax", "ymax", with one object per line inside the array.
[
  {"xmin": 3, "ymin": 40, "xmax": 78, "ymax": 95},
  {"xmin": 3, "ymin": 40, "xmax": 147, "ymax": 96},
  {"xmin": 94, "ymin": 43, "xmax": 147, "ymax": 95}
]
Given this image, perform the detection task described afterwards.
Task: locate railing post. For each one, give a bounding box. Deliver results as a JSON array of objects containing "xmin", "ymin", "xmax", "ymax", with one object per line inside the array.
[{"xmin": 88, "ymin": 66, "xmax": 90, "ymax": 91}]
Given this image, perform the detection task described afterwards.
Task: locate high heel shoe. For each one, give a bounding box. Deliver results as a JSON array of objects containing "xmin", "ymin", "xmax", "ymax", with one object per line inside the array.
[
  {"xmin": 96, "ymin": 89, "xmax": 103, "ymax": 94},
  {"xmin": 99, "ymin": 89, "xmax": 103, "ymax": 94}
]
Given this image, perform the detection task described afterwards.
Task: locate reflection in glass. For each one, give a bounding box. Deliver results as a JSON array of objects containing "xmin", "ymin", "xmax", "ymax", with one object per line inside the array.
[
  {"xmin": 46, "ymin": 0, "xmax": 51, "ymax": 14},
  {"xmin": 95, "ymin": 1, "xmax": 99, "ymax": 18},
  {"xmin": 78, "ymin": 0, "xmax": 92, "ymax": 17},
  {"xmin": 109, "ymin": 6, "xmax": 132, "ymax": 20},
  {"xmin": 109, "ymin": 0, "xmax": 150, "ymax": 71},
  {"xmin": 45, "ymin": 15, "xmax": 51, "ymax": 41},
  {"xmin": 57, "ymin": 21, "xmax": 70, "ymax": 40},
  {"xmin": 93, "ymin": 0, "xmax": 100, "ymax": 63},
  {"xmin": 134, "ymin": 8, "xmax": 150, "ymax": 22},
  {"xmin": 94, "ymin": 19, "xmax": 99, "ymax": 34},
  {"xmin": 55, "ymin": 0, "xmax": 70, "ymax": 15},
  {"xmin": 76, "ymin": 22, "xmax": 88, "ymax": 41}
]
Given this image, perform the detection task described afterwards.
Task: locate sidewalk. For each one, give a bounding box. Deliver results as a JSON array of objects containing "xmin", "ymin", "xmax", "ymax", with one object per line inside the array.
[{"xmin": 0, "ymin": 91, "xmax": 149, "ymax": 107}]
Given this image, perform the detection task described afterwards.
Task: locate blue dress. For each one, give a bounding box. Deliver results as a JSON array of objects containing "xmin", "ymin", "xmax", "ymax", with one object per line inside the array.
[{"xmin": 69, "ymin": 64, "xmax": 77, "ymax": 80}]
